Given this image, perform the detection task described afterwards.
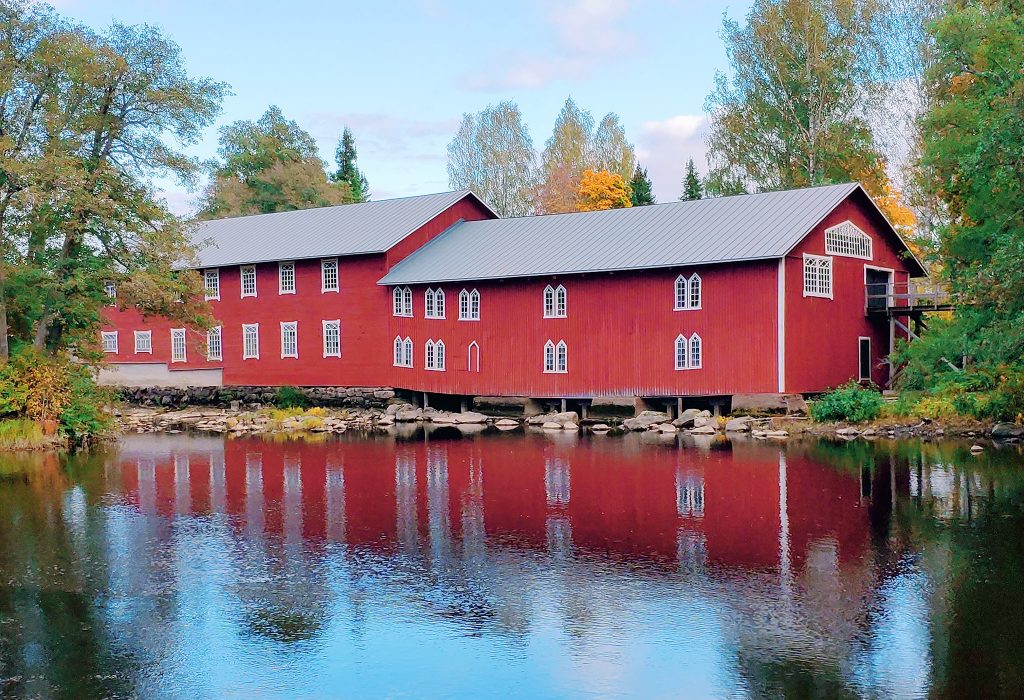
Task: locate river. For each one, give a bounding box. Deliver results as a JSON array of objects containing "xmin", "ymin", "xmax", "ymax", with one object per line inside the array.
[{"xmin": 1, "ymin": 429, "xmax": 1022, "ymax": 699}]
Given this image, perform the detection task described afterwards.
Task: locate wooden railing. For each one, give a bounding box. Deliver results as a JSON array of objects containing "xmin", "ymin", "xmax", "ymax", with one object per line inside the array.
[{"xmin": 865, "ymin": 280, "xmax": 952, "ymax": 313}]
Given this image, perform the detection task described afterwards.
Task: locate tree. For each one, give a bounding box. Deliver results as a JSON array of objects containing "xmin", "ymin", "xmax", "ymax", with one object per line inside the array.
[
  {"xmin": 538, "ymin": 97, "xmax": 595, "ymax": 214},
  {"xmin": 705, "ymin": 0, "xmax": 891, "ymax": 197},
  {"xmin": 446, "ymin": 101, "xmax": 537, "ymax": 218},
  {"xmin": 202, "ymin": 106, "xmax": 351, "ymax": 218},
  {"xmin": 0, "ymin": 8, "xmax": 227, "ymax": 357},
  {"xmin": 630, "ymin": 164, "xmax": 655, "ymax": 206},
  {"xmin": 592, "ymin": 113, "xmax": 636, "ymax": 184},
  {"xmin": 332, "ymin": 127, "xmax": 369, "ymax": 203},
  {"xmin": 576, "ymin": 169, "xmax": 632, "ymax": 212},
  {"xmin": 681, "ymin": 159, "xmax": 703, "ymax": 201}
]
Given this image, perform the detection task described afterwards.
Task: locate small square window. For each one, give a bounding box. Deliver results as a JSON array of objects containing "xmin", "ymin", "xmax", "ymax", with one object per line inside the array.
[{"xmin": 101, "ymin": 331, "xmax": 118, "ymax": 353}]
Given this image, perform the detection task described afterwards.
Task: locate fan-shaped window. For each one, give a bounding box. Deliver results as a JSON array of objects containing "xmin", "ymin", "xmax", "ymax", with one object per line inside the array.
[{"xmin": 825, "ymin": 220, "xmax": 872, "ymax": 259}]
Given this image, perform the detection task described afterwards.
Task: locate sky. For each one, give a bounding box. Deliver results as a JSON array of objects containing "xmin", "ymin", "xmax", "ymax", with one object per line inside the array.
[{"xmin": 54, "ymin": 0, "xmax": 755, "ymax": 213}]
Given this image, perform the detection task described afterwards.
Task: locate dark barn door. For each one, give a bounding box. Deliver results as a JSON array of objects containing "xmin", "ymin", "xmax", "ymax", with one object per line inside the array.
[{"xmin": 866, "ymin": 268, "xmax": 892, "ymax": 312}]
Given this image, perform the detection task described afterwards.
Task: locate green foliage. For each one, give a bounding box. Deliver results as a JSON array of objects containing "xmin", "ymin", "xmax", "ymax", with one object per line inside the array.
[
  {"xmin": 332, "ymin": 126, "xmax": 369, "ymax": 202},
  {"xmin": 810, "ymin": 381, "xmax": 883, "ymax": 423},
  {"xmin": 274, "ymin": 386, "xmax": 310, "ymax": 409},
  {"xmin": 681, "ymin": 158, "xmax": 703, "ymax": 201},
  {"xmin": 61, "ymin": 364, "xmax": 115, "ymax": 441},
  {"xmin": 629, "ymin": 164, "xmax": 655, "ymax": 206}
]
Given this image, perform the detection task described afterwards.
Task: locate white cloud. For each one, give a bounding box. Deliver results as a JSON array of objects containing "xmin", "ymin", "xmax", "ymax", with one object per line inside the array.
[
  {"xmin": 634, "ymin": 114, "xmax": 709, "ymax": 202},
  {"xmin": 463, "ymin": 0, "xmax": 637, "ymax": 91}
]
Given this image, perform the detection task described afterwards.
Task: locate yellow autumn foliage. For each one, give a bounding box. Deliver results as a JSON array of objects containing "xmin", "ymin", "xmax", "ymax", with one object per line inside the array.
[{"xmin": 576, "ymin": 169, "xmax": 633, "ymax": 212}]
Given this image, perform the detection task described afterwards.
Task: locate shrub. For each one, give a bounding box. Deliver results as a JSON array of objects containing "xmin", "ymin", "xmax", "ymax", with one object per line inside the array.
[
  {"xmin": 810, "ymin": 382, "xmax": 884, "ymax": 423},
  {"xmin": 275, "ymin": 386, "xmax": 309, "ymax": 409},
  {"xmin": 0, "ymin": 418, "xmax": 46, "ymax": 449}
]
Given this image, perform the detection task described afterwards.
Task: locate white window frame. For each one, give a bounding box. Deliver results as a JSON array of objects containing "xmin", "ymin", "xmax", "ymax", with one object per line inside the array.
[
  {"xmin": 674, "ymin": 275, "xmax": 687, "ymax": 310},
  {"xmin": 858, "ymin": 336, "xmax": 872, "ymax": 381},
  {"xmin": 394, "ymin": 336, "xmax": 405, "ymax": 367},
  {"xmin": 459, "ymin": 288, "xmax": 481, "ymax": 321},
  {"xmin": 468, "ymin": 341, "xmax": 480, "ymax": 372},
  {"xmin": 242, "ymin": 323, "xmax": 259, "ymax": 359},
  {"xmin": 675, "ymin": 333, "xmax": 703, "ymax": 370},
  {"xmin": 104, "ymin": 280, "xmax": 116, "ymax": 302},
  {"xmin": 544, "ymin": 339, "xmax": 568, "ymax": 373},
  {"xmin": 101, "ymin": 331, "xmax": 118, "ymax": 354},
  {"xmin": 425, "ymin": 339, "xmax": 446, "ymax": 371},
  {"xmin": 134, "ymin": 330, "xmax": 152, "ymax": 354},
  {"xmin": 322, "ymin": 319, "xmax": 341, "ymax": 358},
  {"xmin": 403, "ymin": 337, "xmax": 413, "ymax": 367},
  {"xmin": 204, "ymin": 269, "xmax": 220, "ymax": 301},
  {"xmin": 825, "ymin": 220, "xmax": 873, "ymax": 260},
  {"xmin": 393, "ymin": 286, "xmax": 413, "ymax": 317},
  {"xmin": 280, "ymin": 321, "xmax": 298, "ymax": 359},
  {"xmin": 674, "ymin": 274, "xmax": 702, "ymax": 310},
  {"xmin": 207, "ymin": 326, "xmax": 222, "ymax": 361},
  {"xmin": 425, "ymin": 288, "xmax": 445, "ymax": 319},
  {"xmin": 240, "ymin": 265, "xmax": 257, "ymax": 298},
  {"xmin": 544, "ymin": 284, "xmax": 567, "ymax": 318},
  {"xmin": 321, "ymin": 258, "xmax": 339, "ymax": 293},
  {"xmin": 802, "ymin": 254, "xmax": 833, "ymax": 299},
  {"xmin": 170, "ymin": 328, "xmax": 186, "ymax": 363},
  {"xmin": 278, "ymin": 261, "xmax": 296, "ymax": 295}
]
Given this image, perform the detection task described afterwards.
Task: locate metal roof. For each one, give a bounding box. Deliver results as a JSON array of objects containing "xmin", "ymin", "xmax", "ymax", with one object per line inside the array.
[
  {"xmin": 189, "ymin": 190, "xmax": 481, "ymax": 268},
  {"xmin": 379, "ymin": 183, "xmax": 921, "ymax": 285}
]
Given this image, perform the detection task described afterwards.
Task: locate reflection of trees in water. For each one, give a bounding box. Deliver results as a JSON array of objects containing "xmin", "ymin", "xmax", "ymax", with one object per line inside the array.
[{"xmin": 0, "ymin": 450, "xmax": 139, "ymax": 698}]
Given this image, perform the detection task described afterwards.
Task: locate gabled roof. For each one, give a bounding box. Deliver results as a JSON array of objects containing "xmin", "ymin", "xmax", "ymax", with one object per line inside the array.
[
  {"xmin": 189, "ymin": 190, "xmax": 487, "ymax": 268},
  {"xmin": 378, "ymin": 183, "xmax": 924, "ymax": 285}
]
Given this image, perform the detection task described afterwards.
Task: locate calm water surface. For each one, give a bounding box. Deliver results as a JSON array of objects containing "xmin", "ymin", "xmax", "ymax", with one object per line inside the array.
[{"xmin": 1, "ymin": 428, "xmax": 1023, "ymax": 699}]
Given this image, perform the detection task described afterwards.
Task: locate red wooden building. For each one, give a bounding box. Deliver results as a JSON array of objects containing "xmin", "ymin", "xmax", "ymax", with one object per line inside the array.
[{"xmin": 100, "ymin": 183, "xmax": 925, "ymax": 409}]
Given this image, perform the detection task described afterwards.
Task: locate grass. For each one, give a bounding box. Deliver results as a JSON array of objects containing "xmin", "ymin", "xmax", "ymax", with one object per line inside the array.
[{"xmin": 0, "ymin": 418, "xmax": 51, "ymax": 450}]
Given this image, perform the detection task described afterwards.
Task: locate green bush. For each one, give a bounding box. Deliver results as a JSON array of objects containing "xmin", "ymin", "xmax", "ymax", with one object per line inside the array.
[
  {"xmin": 275, "ymin": 386, "xmax": 310, "ymax": 409},
  {"xmin": 810, "ymin": 381, "xmax": 884, "ymax": 423}
]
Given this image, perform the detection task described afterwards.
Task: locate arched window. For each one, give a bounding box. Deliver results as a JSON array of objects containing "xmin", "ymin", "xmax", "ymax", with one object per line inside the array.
[
  {"xmin": 469, "ymin": 289, "xmax": 480, "ymax": 319},
  {"xmin": 555, "ymin": 285, "xmax": 567, "ymax": 317},
  {"xmin": 544, "ymin": 340, "xmax": 556, "ymax": 372},
  {"xmin": 434, "ymin": 289, "xmax": 445, "ymax": 318},
  {"xmin": 689, "ymin": 334, "xmax": 702, "ymax": 369},
  {"xmin": 393, "ymin": 287, "xmax": 404, "ymax": 316},
  {"xmin": 468, "ymin": 341, "xmax": 480, "ymax": 372},
  {"xmin": 556, "ymin": 340, "xmax": 567, "ymax": 372},
  {"xmin": 425, "ymin": 289, "xmax": 436, "ymax": 318},
  {"xmin": 459, "ymin": 289, "xmax": 470, "ymax": 319},
  {"xmin": 435, "ymin": 340, "xmax": 446, "ymax": 370},
  {"xmin": 403, "ymin": 337, "xmax": 413, "ymax": 367},
  {"xmin": 425, "ymin": 339, "xmax": 436, "ymax": 370},
  {"xmin": 825, "ymin": 220, "xmax": 872, "ymax": 259},
  {"xmin": 674, "ymin": 275, "xmax": 687, "ymax": 310},
  {"xmin": 688, "ymin": 274, "xmax": 702, "ymax": 309},
  {"xmin": 543, "ymin": 285, "xmax": 555, "ymax": 317},
  {"xmin": 394, "ymin": 336, "xmax": 404, "ymax": 367},
  {"xmin": 675, "ymin": 334, "xmax": 688, "ymax": 370},
  {"xmin": 402, "ymin": 286, "xmax": 412, "ymax": 315}
]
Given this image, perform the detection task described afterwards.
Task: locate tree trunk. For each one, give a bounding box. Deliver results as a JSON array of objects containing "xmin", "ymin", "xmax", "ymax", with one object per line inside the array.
[{"xmin": 0, "ymin": 266, "xmax": 9, "ymax": 362}]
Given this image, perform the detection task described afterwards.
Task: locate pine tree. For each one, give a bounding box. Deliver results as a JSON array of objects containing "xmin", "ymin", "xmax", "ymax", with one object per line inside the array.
[
  {"xmin": 630, "ymin": 164, "xmax": 655, "ymax": 206},
  {"xmin": 681, "ymin": 159, "xmax": 703, "ymax": 201},
  {"xmin": 333, "ymin": 127, "xmax": 370, "ymax": 202}
]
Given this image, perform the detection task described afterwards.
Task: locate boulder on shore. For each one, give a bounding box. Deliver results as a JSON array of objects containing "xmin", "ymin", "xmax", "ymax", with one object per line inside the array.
[
  {"xmin": 991, "ymin": 422, "xmax": 1024, "ymax": 440},
  {"xmin": 725, "ymin": 417, "xmax": 753, "ymax": 432},
  {"xmin": 623, "ymin": 411, "xmax": 670, "ymax": 431},
  {"xmin": 673, "ymin": 408, "xmax": 702, "ymax": 428}
]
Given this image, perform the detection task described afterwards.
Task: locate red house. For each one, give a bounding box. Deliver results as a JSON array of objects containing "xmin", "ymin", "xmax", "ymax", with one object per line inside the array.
[{"xmin": 100, "ymin": 183, "xmax": 925, "ymax": 411}]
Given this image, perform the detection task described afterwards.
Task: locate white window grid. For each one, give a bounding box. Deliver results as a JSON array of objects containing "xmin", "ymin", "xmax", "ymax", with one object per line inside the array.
[
  {"xmin": 278, "ymin": 262, "xmax": 296, "ymax": 294},
  {"xmin": 280, "ymin": 321, "xmax": 298, "ymax": 358},
  {"xmin": 204, "ymin": 269, "xmax": 220, "ymax": 300},
  {"xmin": 170, "ymin": 328, "xmax": 186, "ymax": 363},
  {"xmin": 393, "ymin": 286, "xmax": 413, "ymax": 316},
  {"xmin": 104, "ymin": 281, "xmax": 116, "ymax": 301},
  {"xmin": 207, "ymin": 326, "xmax": 222, "ymax": 361},
  {"xmin": 675, "ymin": 334, "xmax": 703, "ymax": 370},
  {"xmin": 544, "ymin": 339, "xmax": 568, "ymax": 373},
  {"xmin": 825, "ymin": 221, "xmax": 872, "ymax": 259},
  {"xmin": 544, "ymin": 285, "xmax": 567, "ymax": 318},
  {"xmin": 425, "ymin": 288, "xmax": 445, "ymax": 318},
  {"xmin": 102, "ymin": 331, "xmax": 118, "ymax": 353},
  {"xmin": 803, "ymin": 254, "xmax": 833, "ymax": 298},
  {"xmin": 674, "ymin": 274, "xmax": 702, "ymax": 310},
  {"xmin": 242, "ymin": 323, "xmax": 259, "ymax": 359},
  {"xmin": 134, "ymin": 330, "xmax": 152, "ymax": 354},
  {"xmin": 321, "ymin": 258, "xmax": 339, "ymax": 292},
  {"xmin": 425, "ymin": 339, "xmax": 446, "ymax": 370},
  {"xmin": 459, "ymin": 289, "xmax": 481, "ymax": 320},
  {"xmin": 323, "ymin": 320, "xmax": 341, "ymax": 358},
  {"xmin": 240, "ymin": 265, "xmax": 257, "ymax": 297},
  {"xmin": 393, "ymin": 336, "xmax": 414, "ymax": 368}
]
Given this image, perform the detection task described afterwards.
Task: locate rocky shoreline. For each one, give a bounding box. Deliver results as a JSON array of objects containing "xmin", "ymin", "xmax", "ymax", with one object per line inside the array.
[{"xmin": 113, "ymin": 402, "xmax": 1024, "ymax": 447}]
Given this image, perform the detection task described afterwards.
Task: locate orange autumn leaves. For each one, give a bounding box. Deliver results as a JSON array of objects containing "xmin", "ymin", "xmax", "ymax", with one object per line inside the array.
[{"xmin": 576, "ymin": 169, "xmax": 633, "ymax": 212}]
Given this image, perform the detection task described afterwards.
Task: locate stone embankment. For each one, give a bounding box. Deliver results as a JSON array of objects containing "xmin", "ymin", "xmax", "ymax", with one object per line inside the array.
[{"xmin": 118, "ymin": 385, "xmax": 395, "ymax": 410}]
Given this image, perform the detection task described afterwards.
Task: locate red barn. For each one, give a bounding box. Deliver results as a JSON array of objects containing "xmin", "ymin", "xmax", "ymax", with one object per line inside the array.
[{"xmin": 100, "ymin": 183, "xmax": 925, "ymax": 411}]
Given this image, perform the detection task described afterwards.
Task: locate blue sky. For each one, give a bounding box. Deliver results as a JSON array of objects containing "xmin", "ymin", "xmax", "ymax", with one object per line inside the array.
[{"xmin": 57, "ymin": 0, "xmax": 754, "ymax": 212}]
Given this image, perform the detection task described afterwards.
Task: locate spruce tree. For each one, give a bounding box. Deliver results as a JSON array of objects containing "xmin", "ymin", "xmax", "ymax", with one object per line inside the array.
[
  {"xmin": 333, "ymin": 127, "xmax": 370, "ymax": 202},
  {"xmin": 630, "ymin": 164, "xmax": 655, "ymax": 206},
  {"xmin": 680, "ymin": 158, "xmax": 703, "ymax": 201}
]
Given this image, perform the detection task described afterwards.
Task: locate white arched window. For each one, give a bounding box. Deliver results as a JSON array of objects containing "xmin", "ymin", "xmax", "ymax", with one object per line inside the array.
[
  {"xmin": 556, "ymin": 340, "xmax": 567, "ymax": 372},
  {"xmin": 825, "ymin": 220, "xmax": 872, "ymax": 259},
  {"xmin": 425, "ymin": 339, "xmax": 436, "ymax": 369},
  {"xmin": 425, "ymin": 289, "xmax": 435, "ymax": 318},
  {"xmin": 555, "ymin": 285, "xmax": 567, "ymax": 317},
  {"xmin": 675, "ymin": 274, "xmax": 702, "ymax": 310},
  {"xmin": 543, "ymin": 285, "xmax": 556, "ymax": 317},
  {"xmin": 469, "ymin": 289, "xmax": 480, "ymax": 319},
  {"xmin": 402, "ymin": 286, "xmax": 412, "ymax": 315},
  {"xmin": 393, "ymin": 286, "xmax": 412, "ymax": 316},
  {"xmin": 689, "ymin": 334, "xmax": 702, "ymax": 369},
  {"xmin": 403, "ymin": 337, "xmax": 413, "ymax": 367},
  {"xmin": 675, "ymin": 334, "xmax": 688, "ymax": 370},
  {"xmin": 544, "ymin": 285, "xmax": 567, "ymax": 318},
  {"xmin": 435, "ymin": 340, "xmax": 446, "ymax": 370},
  {"xmin": 394, "ymin": 336, "xmax": 404, "ymax": 367},
  {"xmin": 426, "ymin": 288, "xmax": 445, "ymax": 318},
  {"xmin": 468, "ymin": 341, "xmax": 480, "ymax": 372},
  {"xmin": 459, "ymin": 289, "xmax": 470, "ymax": 319},
  {"xmin": 543, "ymin": 340, "xmax": 556, "ymax": 372},
  {"xmin": 459, "ymin": 289, "xmax": 480, "ymax": 320}
]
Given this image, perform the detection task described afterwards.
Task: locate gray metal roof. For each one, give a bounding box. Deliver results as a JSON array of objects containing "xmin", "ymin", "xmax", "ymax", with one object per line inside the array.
[
  {"xmin": 379, "ymin": 183, "xmax": 919, "ymax": 285},
  {"xmin": 189, "ymin": 190, "xmax": 481, "ymax": 268}
]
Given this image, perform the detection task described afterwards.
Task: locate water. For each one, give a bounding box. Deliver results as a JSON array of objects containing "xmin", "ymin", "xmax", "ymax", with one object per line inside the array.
[{"xmin": 1, "ymin": 429, "xmax": 1022, "ymax": 699}]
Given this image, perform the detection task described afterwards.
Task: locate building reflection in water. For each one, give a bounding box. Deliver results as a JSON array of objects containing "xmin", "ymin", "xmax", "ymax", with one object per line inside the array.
[{"xmin": 52, "ymin": 432, "xmax": 1019, "ymax": 698}]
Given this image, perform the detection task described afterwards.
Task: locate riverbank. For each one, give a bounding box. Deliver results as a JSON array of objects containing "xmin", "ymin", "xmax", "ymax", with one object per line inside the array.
[{"xmin": 113, "ymin": 402, "xmax": 1022, "ymax": 446}]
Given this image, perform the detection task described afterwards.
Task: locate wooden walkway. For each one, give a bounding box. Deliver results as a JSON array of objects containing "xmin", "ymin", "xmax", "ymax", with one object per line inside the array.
[{"xmin": 866, "ymin": 280, "xmax": 953, "ymax": 316}]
